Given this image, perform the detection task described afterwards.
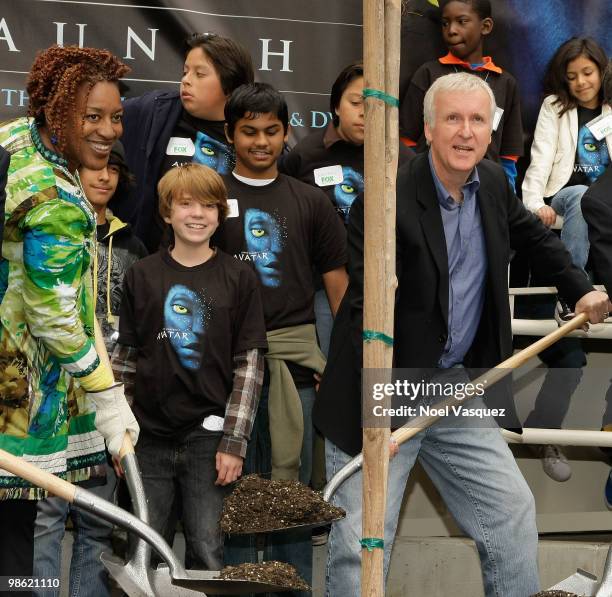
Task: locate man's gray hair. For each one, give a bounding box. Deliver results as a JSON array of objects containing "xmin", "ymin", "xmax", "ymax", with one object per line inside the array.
[{"xmin": 423, "ymin": 72, "xmax": 497, "ymax": 129}]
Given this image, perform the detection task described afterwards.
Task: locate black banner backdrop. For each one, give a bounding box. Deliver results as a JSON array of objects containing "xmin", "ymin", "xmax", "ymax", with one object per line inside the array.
[
  {"xmin": 0, "ymin": 0, "xmax": 609, "ymax": 141},
  {"xmin": 0, "ymin": 0, "xmax": 362, "ymax": 143}
]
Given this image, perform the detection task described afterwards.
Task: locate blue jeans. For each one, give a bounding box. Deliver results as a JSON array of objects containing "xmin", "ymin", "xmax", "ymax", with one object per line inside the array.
[
  {"xmin": 33, "ymin": 463, "xmax": 117, "ymax": 597},
  {"xmin": 550, "ymin": 184, "xmax": 590, "ymax": 272},
  {"xmin": 224, "ymin": 385, "xmax": 315, "ymax": 597},
  {"xmin": 135, "ymin": 427, "xmax": 229, "ymax": 570},
  {"xmin": 314, "ymin": 289, "xmax": 333, "ymax": 359},
  {"xmin": 324, "ymin": 400, "xmax": 539, "ymax": 597}
]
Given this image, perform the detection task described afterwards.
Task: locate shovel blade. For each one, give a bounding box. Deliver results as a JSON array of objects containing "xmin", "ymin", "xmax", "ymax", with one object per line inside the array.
[
  {"xmin": 164, "ymin": 566, "xmax": 294, "ymax": 594},
  {"xmin": 547, "ymin": 568, "xmax": 600, "ymax": 596},
  {"xmin": 230, "ymin": 513, "xmax": 345, "ymax": 535},
  {"xmin": 100, "ymin": 552, "xmax": 153, "ymax": 597}
]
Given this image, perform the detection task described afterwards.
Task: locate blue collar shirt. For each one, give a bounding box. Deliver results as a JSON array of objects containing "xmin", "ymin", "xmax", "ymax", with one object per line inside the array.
[{"xmin": 428, "ymin": 152, "xmax": 488, "ymax": 368}]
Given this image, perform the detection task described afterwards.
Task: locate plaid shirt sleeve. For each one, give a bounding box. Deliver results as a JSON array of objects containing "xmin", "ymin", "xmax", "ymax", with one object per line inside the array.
[
  {"xmin": 110, "ymin": 343, "xmax": 138, "ymax": 406},
  {"xmin": 218, "ymin": 348, "xmax": 264, "ymax": 458}
]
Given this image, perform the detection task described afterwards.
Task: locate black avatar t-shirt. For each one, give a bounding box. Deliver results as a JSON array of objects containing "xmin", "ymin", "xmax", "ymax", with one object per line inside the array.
[
  {"xmin": 212, "ymin": 173, "xmax": 347, "ymax": 332},
  {"xmin": 566, "ymin": 106, "xmax": 611, "ymax": 188},
  {"xmin": 118, "ymin": 248, "xmax": 268, "ymax": 438},
  {"xmin": 212, "ymin": 174, "xmax": 347, "ymax": 386},
  {"xmin": 280, "ymin": 125, "xmax": 414, "ymax": 225},
  {"xmin": 280, "ymin": 129, "xmax": 365, "ymax": 224},
  {"xmin": 159, "ymin": 109, "xmax": 234, "ymax": 176}
]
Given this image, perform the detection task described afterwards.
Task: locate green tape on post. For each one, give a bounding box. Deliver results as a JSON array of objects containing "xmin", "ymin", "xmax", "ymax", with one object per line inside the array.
[
  {"xmin": 362, "ymin": 330, "xmax": 394, "ymax": 346},
  {"xmin": 360, "ymin": 537, "xmax": 385, "ymax": 552},
  {"xmin": 362, "ymin": 88, "xmax": 400, "ymax": 108}
]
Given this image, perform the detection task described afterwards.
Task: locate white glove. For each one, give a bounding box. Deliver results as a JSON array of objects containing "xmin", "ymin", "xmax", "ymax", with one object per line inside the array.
[{"xmin": 87, "ymin": 383, "xmax": 140, "ymax": 457}]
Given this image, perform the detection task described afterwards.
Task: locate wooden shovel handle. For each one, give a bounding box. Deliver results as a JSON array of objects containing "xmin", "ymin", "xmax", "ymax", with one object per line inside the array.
[
  {"xmin": 390, "ymin": 312, "xmax": 590, "ymax": 447},
  {"xmin": 0, "ymin": 448, "xmax": 76, "ymax": 502}
]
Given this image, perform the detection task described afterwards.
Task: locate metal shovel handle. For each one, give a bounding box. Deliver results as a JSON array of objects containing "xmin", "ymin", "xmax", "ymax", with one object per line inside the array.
[{"xmin": 324, "ymin": 312, "xmax": 590, "ymax": 502}]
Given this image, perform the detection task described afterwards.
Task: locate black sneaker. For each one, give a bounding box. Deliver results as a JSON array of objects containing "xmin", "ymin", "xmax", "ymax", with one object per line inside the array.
[{"xmin": 555, "ymin": 298, "xmax": 574, "ymax": 324}]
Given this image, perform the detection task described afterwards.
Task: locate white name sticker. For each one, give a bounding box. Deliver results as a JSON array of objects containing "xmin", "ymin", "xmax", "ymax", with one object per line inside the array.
[
  {"xmin": 227, "ymin": 199, "xmax": 239, "ymax": 218},
  {"xmin": 314, "ymin": 165, "xmax": 344, "ymax": 187},
  {"xmin": 586, "ymin": 113, "xmax": 612, "ymax": 141},
  {"xmin": 166, "ymin": 137, "xmax": 195, "ymax": 156},
  {"xmin": 202, "ymin": 415, "xmax": 225, "ymax": 431},
  {"xmin": 492, "ymin": 107, "xmax": 504, "ymax": 132}
]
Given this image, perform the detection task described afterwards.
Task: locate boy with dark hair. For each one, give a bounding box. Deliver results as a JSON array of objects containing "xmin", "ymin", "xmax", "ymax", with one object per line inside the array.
[
  {"xmin": 90, "ymin": 142, "xmax": 148, "ymax": 352},
  {"xmin": 111, "ymin": 163, "xmax": 267, "ymax": 571},
  {"xmin": 216, "ymin": 82, "xmax": 348, "ymax": 596},
  {"xmin": 118, "ymin": 33, "xmax": 255, "ymax": 251},
  {"xmin": 399, "ymin": 0, "xmax": 524, "ymax": 189}
]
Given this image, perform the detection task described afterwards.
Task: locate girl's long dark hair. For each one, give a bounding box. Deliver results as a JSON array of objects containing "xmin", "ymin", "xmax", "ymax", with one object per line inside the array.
[{"xmin": 544, "ymin": 37, "xmax": 608, "ymax": 115}]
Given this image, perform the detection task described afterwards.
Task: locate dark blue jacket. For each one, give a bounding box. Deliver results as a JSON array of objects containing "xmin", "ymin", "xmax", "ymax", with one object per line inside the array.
[{"xmin": 115, "ymin": 89, "xmax": 183, "ymax": 252}]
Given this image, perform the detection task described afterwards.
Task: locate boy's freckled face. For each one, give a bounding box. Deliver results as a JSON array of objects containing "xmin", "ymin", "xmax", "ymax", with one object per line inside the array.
[
  {"xmin": 441, "ymin": 1, "xmax": 492, "ymax": 64},
  {"xmin": 164, "ymin": 192, "xmax": 220, "ymax": 249}
]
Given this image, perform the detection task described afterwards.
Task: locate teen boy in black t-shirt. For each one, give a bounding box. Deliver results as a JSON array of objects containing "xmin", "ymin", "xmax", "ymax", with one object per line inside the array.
[
  {"xmin": 214, "ymin": 83, "xmax": 348, "ymax": 596},
  {"xmin": 112, "ymin": 163, "xmax": 267, "ymax": 571}
]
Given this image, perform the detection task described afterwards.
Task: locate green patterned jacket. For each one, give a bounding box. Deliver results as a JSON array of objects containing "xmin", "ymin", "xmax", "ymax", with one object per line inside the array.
[{"xmin": 0, "ymin": 118, "xmax": 114, "ymax": 499}]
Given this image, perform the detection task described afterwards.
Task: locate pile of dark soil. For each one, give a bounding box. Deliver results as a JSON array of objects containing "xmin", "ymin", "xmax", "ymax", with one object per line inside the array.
[
  {"xmin": 530, "ymin": 591, "xmax": 580, "ymax": 597},
  {"xmin": 220, "ymin": 474, "xmax": 345, "ymax": 533},
  {"xmin": 217, "ymin": 561, "xmax": 310, "ymax": 591}
]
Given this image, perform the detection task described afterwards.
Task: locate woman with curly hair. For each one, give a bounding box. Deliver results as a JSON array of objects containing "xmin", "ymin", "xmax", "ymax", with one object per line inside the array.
[{"xmin": 0, "ymin": 45, "xmax": 139, "ymax": 589}]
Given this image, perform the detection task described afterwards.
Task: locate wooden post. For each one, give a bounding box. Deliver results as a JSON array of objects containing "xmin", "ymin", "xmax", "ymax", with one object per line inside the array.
[{"xmin": 361, "ymin": 0, "xmax": 400, "ymax": 596}]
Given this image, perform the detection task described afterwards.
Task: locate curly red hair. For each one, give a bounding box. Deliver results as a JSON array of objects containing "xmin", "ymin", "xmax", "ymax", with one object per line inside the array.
[{"xmin": 27, "ymin": 45, "xmax": 130, "ymax": 152}]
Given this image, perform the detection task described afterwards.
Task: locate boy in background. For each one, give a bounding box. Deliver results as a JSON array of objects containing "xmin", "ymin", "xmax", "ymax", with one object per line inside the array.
[
  {"xmin": 400, "ymin": 0, "xmax": 524, "ymax": 189},
  {"xmin": 90, "ymin": 142, "xmax": 148, "ymax": 353},
  {"xmin": 112, "ymin": 163, "xmax": 267, "ymax": 570},
  {"xmin": 215, "ymin": 83, "xmax": 348, "ymax": 596}
]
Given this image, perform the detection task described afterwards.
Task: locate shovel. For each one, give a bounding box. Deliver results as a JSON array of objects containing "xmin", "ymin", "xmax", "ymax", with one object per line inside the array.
[
  {"xmin": 544, "ymin": 543, "xmax": 612, "ymax": 596},
  {"xmin": 321, "ymin": 313, "xmax": 590, "ymax": 501},
  {"xmin": 322, "ymin": 311, "xmax": 612, "ymax": 597},
  {"xmin": 226, "ymin": 313, "xmax": 592, "ymax": 524},
  {"xmin": 0, "ymin": 446, "xmax": 294, "ymax": 595},
  {"xmin": 105, "ymin": 434, "xmax": 301, "ymax": 596}
]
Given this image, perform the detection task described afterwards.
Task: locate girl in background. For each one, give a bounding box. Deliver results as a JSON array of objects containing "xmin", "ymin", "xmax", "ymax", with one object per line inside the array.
[{"xmin": 521, "ymin": 37, "xmax": 611, "ymax": 483}]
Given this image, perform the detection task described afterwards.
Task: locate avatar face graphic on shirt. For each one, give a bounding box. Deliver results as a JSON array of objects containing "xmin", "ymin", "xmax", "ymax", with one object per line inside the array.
[
  {"xmin": 575, "ymin": 125, "xmax": 610, "ymax": 184},
  {"xmin": 163, "ymin": 284, "xmax": 207, "ymax": 370},
  {"xmin": 193, "ymin": 132, "xmax": 234, "ymax": 175},
  {"xmin": 334, "ymin": 167, "xmax": 364, "ymax": 222},
  {"xmin": 243, "ymin": 208, "xmax": 285, "ymax": 288}
]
